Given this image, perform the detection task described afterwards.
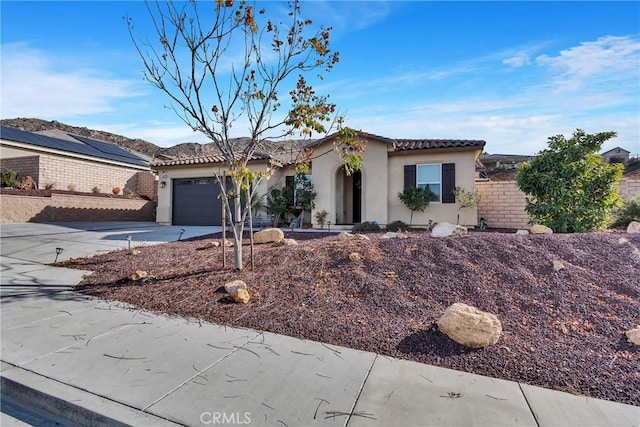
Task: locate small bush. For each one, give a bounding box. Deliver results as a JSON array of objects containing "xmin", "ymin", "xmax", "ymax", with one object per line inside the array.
[
  {"xmin": 44, "ymin": 182, "xmax": 56, "ymax": 190},
  {"xmin": 612, "ymin": 198, "xmax": 640, "ymax": 227},
  {"xmin": 352, "ymin": 221, "xmax": 380, "ymax": 232},
  {"xmin": 386, "ymin": 220, "xmax": 409, "ymax": 232},
  {"xmin": 1, "ymin": 170, "xmax": 18, "ymax": 188},
  {"xmin": 92, "ymin": 186, "xmax": 101, "ymax": 194}
]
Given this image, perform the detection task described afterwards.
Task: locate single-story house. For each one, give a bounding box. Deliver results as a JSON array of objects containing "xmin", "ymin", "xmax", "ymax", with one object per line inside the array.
[
  {"xmin": 0, "ymin": 126, "xmax": 157, "ymax": 199},
  {"xmin": 601, "ymin": 147, "xmax": 630, "ymax": 165},
  {"xmin": 153, "ymin": 131, "xmax": 486, "ymax": 228}
]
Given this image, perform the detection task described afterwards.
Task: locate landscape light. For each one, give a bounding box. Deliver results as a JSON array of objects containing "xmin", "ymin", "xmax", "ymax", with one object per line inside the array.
[
  {"xmin": 54, "ymin": 247, "xmax": 64, "ymax": 263},
  {"xmin": 178, "ymin": 228, "xmax": 186, "ymax": 241},
  {"xmin": 126, "ymin": 235, "xmax": 132, "ymax": 250}
]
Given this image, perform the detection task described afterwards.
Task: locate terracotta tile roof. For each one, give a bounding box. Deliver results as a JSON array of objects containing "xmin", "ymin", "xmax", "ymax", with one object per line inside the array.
[
  {"xmin": 152, "ymin": 152, "xmax": 271, "ymax": 167},
  {"xmin": 395, "ymin": 139, "xmax": 486, "ymax": 151}
]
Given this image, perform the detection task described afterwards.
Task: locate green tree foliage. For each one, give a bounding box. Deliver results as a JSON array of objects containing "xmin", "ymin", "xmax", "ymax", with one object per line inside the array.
[
  {"xmin": 516, "ymin": 129, "xmax": 624, "ymax": 232},
  {"xmin": 612, "ymin": 197, "xmax": 640, "ymax": 227},
  {"xmin": 293, "ymin": 173, "xmax": 316, "ymax": 210},
  {"xmin": 398, "ymin": 186, "xmax": 438, "ymax": 225},
  {"xmin": 265, "ymin": 187, "xmax": 291, "ymax": 227}
]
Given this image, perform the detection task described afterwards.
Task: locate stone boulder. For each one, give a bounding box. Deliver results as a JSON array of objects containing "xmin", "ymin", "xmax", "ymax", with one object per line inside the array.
[
  {"xmin": 553, "ymin": 260, "xmax": 565, "ymax": 271},
  {"xmin": 530, "ymin": 224, "xmax": 553, "ymax": 234},
  {"xmin": 437, "ymin": 303, "xmax": 502, "ymax": 348},
  {"xmin": 431, "ymin": 222, "xmax": 467, "ymax": 238},
  {"xmin": 130, "ymin": 270, "xmax": 148, "ymax": 281},
  {"xmin": 224, "ymin": 280, "xmax": 250, "ymax": 304},
  {"xmin": 381, "ymin": 232, "xmax": 408, "ymax": 239},
  {"xmin": 349, "ymin": 252, "xmax": 362, "ymax": 262},
  {"xmin": 338, "ymin": 232, "xmax": 370, "ymax": 241},
  {"xmin": 627, "ymin": 221, "xmax": 640, "ymax": 234},
  {"xmin": 625, "ymin": 327, "xmax": 640, "ymax": 346},
  {"xmin": 515, "ymin": 230, "xmax": 530, "ymax": 236},
  {"xmin": 272, "ymin": 238, "xmax": 298, "ymax": 247},
  {"xmin": 254, "ymin": 228, "xmax": 284, "ymax": 244}
]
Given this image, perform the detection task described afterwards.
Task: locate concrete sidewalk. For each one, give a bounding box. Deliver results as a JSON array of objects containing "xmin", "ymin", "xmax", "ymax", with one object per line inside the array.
[{"xmin": 1, "ymin": 222, "xmax": 639, "ymax": 426}]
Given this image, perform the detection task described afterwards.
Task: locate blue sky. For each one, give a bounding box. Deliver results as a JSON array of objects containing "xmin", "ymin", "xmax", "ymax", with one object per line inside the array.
[{"xmin": 1, "ymin": 1, "xmax": 639, "ymax": 156}]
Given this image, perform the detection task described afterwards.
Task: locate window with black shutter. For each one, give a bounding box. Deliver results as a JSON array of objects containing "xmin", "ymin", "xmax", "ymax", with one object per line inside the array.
[{"xmin": 403, "ymin": 163, "xmax": 456, "ymax": 203}]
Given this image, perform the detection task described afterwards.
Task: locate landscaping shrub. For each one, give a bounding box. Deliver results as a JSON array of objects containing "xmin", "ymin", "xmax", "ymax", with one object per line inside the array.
[
  {"xmin": 352, "ymin": 221, "xmax": 380, "ymax": 232},
  {"xmin": 386, "ymin": 220, "xmax": 409, "ymax": 232},
  {"xmin": 612, "ymin": 197, "xmax": 640, "ymax": 227},
  {"xmin": 517, "ymin": 129, "xmax": 624, "ymax": 232},
  {"xmin": 1, "ymin": 170, "xmax": 18, "ymax": 188}
]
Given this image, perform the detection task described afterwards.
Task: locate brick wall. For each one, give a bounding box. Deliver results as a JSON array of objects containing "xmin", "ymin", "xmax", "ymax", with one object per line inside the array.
[
  {"xmin": 38, "ymin": 154, "xmax": 144, "ymax": 194},
  {"xmin": 1, "ymin": 155, "xmax": 40, "ymax": 186},
  {"xmin": 136, "ymin": 171, "xmax": 159, "ymax": 202},
  {"xmin": 620, "ymin": 177, "xmax": 640, "ymax": 201},
  {"xmin": 476, "ymin": 175, "xmax": 640, "ymax": 229},
  {"xmin": 1, "ymin": 192, "xmax": 156, "ymax": 223},
  {"xmin": 476, "ymin": 181, "xmax": 530, "ymax": 229}
]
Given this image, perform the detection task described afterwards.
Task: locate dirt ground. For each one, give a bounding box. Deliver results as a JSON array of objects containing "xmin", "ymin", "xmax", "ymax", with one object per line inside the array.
[{"xmin": 64, "ymin": 230, "xmax": 640, "ymax": 406}]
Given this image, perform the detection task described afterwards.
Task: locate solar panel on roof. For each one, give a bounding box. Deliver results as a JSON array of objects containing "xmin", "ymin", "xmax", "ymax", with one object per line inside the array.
[
  {"xmin": 70, "ymin": 135, "xmax": 144, "ymax": 162},
  {"xmin": 0, "ymin": 126, "xmax": 148, "ymax": 167}
]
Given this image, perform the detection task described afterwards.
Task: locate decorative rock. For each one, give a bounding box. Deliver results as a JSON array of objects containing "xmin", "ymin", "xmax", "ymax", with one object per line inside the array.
[
  {"xmin": 627, "ymin": 221, "xmax": 640, "ymax": 234},
  {"xmin": 224, "ymin": 280, "xmax": 247, "ymax": 295},
  {"xmin": 437, "ymin": 303, "xmax": 502, "ymax": 348},
  {"xmin": 625, "ymin": 327, "xmax": 640, "ymax": 346},
  {"xmin": 224, "ymin": 280, "xmax": 250, "ymax": 304},
  {"xmin": 553, "ymin": 261, "xmax": 565, "ymax": 271},
  {"xmin": 431, "ymin": 222, "xmax": 467, "ymax": 238},
  {"xmin": 254, "ymin": 228, "xmax": 284, "ymax": 244},
  {"xmin": 515, "ymin": 230, "xmax": 530, "ymax": 235},
  {"xmin": 338, "ymin": 232, "xmax": 370, "ymax": 241},
  {"xmin": 349, "ymin": 252, "xmax": 362, "ymax": 262},
  {"xmin": 233, "ymin": 288, "xmax": 250, "ymax": 304},
  {"xmin": 130, "ymin": 270, "xmax": 148, "ymax": 281},
  {"xmin": 272, "ymin": 238, "xmax": 298, "ymax": 247},
  {"xmin": 223, "ymin": 239, "xmax": 234, "ymax": 247},
  {"xmin": 381, "ymin": 232, "xmax": 408, "ymax": 239},
  {"xmin": 204, "ymin": 241, "xmax": 220, "ymax": 248},
  {"xmin": 530, "ymin": 224, "xmax": 553, "ymax": 234},
  {"xmin": 131, "ymin": 249, "xmax": 142, "ymax": 255}
]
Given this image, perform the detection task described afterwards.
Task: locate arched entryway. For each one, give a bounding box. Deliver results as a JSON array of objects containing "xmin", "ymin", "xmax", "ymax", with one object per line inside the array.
[{"xmin": 335, "ymin": 167, "xmax": 362, "ymax": 224}]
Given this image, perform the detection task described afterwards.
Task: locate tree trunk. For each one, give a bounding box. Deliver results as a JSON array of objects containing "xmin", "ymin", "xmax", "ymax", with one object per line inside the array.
[{"xmin": 232, "ymin": 181, "xmax": 243, "ymax": 271}]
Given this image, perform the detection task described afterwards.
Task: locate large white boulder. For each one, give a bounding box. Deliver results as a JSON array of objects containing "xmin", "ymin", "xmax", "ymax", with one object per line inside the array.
[
  {"xmin": 530, "ymin": 224, "xmax": 553, "ymax": 234},
  {"xmin": 431, "ymin": 222, "xmax": 467, "ymax": 238},
  {"xmin": 627, "ymin": 221, "xmax": 640, "ymax": 234},
  {"xmin": 437, "ymin": 303, "xmax": 502, "ymax": 348},
  {"xmin": 253, "ymin": 227, "xmax": 284, "ymax": 244}
]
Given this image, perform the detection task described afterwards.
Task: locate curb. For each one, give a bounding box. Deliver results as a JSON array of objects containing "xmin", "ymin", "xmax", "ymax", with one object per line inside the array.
[{"xmin": 1, "ymin": 364, "xmax": 179, "ymax": 426}]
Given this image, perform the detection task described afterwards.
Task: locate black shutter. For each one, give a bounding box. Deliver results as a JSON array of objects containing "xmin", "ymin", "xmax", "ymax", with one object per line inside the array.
[
  {"xmin": 285, "ymin": 175, "xmax": 295, "ymax": 207},
  {"xmin": 442, "ymin": 163, "xmax": 456, "ymax": 203},
  {"xmin": 404, "ymin": 165, "xmax": 416, "ymax": 189}
]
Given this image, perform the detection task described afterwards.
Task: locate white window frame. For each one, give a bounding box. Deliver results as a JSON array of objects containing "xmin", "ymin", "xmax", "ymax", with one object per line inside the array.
[{"xmin": 416, "ymin": 163, "xmax": 442, "ymax": 203}]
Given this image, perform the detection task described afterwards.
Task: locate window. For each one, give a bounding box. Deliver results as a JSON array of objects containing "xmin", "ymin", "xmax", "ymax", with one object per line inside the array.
[
  {"xmin": 404, "ymin": 163, "xmax": 456, "ymax": 203},
  {"xmin": 417, "ymin": 164, "xmax": 441, "ymax": 201}
]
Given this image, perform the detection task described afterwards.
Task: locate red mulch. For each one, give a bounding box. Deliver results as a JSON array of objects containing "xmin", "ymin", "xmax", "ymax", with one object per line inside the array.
[{"xmin": 62, "ymin": 230, "xmax": 640, "ymax": 406}]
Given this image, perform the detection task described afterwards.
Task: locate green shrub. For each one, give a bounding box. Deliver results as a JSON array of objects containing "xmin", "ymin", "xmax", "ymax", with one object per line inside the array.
[
  {"xmin": 1, "ymin": 170, "xmax": 18, "ymax": 188},
  {"xmin": 517, "ymin": 129, "xmax": 624, "ymax": 232},
  {"xmin": 612, "ymin": 198, "xmax": 640, "ymax": 227},
  {"xmin": 352, "ymin": 221, "xmax": 380, "ymax": 232},
  {"xmin": 386, "ymin": 220, "xmax": 409, "ymax": 232}
]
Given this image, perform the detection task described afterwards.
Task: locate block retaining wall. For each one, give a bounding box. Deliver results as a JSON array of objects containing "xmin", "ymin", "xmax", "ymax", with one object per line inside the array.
[
  {"xmin": 1, "ymin": 192, "xmax": 156, "ymax": 223},
  {"xmin": 476, "ymin": 176, "xmax": 640, "ymax": 229}
]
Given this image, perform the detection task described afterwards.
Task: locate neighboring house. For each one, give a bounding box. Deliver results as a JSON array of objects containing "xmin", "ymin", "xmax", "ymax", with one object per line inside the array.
[
  {"xmin": 153, "ymin": 130, "xmax": 486, "ymax": 227},
  {"xmin": 601, "ymin": 147, "xmax": 630, "ymax": 165},
  {"xmin": 479, "ymin": 153, "xmax": 533, "ymax": 171},
  {"xmin": 0, "ymin": 126, "xmax": 156, "ymax": 199}
]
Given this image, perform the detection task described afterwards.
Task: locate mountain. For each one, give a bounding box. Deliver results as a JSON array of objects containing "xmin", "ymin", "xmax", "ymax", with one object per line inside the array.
[{"xmin": 0, "ymin": 118, "xmax": 220, "ymax": 159}]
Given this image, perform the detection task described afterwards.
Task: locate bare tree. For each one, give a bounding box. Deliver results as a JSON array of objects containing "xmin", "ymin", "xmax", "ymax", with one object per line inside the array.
[{"xmin": 126, "ymin": 0, "xmax": 353, "ymax": 270}]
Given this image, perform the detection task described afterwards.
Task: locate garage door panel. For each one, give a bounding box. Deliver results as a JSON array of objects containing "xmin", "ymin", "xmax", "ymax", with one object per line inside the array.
[{"xmin": 172, "ymin": 177, "xmax": 223, "ymax": 226}]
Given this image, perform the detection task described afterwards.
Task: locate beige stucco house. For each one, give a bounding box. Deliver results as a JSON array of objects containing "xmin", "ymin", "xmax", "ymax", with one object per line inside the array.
[{"xmin": 153, "ymin": 131, "xmax": 486, "ymax": 228}]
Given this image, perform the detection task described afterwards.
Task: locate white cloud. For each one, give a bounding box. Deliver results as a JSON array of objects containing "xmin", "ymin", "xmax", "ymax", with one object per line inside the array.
[
  {"xmin": 0, "ymin": 42, "xmax": 144, "ymax": 119},
  {"xmin": 536, "ymin": 35, "xmax": 640, "ymax": 92},
  {"xmin": 502, "ymin": 53, "xmax": 531, "ymax": 68}
]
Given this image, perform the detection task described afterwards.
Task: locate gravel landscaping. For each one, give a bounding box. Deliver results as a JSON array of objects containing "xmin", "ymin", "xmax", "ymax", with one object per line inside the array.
[{"xmin": 64, "ymin": 230, "xmax": 640, "ymax": 406}]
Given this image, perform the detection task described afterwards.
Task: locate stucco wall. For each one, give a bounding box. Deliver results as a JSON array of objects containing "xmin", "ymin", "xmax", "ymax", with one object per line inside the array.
[
  {"xmin": 1, "ymin": 192, "xmax": 156, "ymax": 223},
  {"xmin": 388, "ymin": 150, "xmax": 480, "ymax": 226}
]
